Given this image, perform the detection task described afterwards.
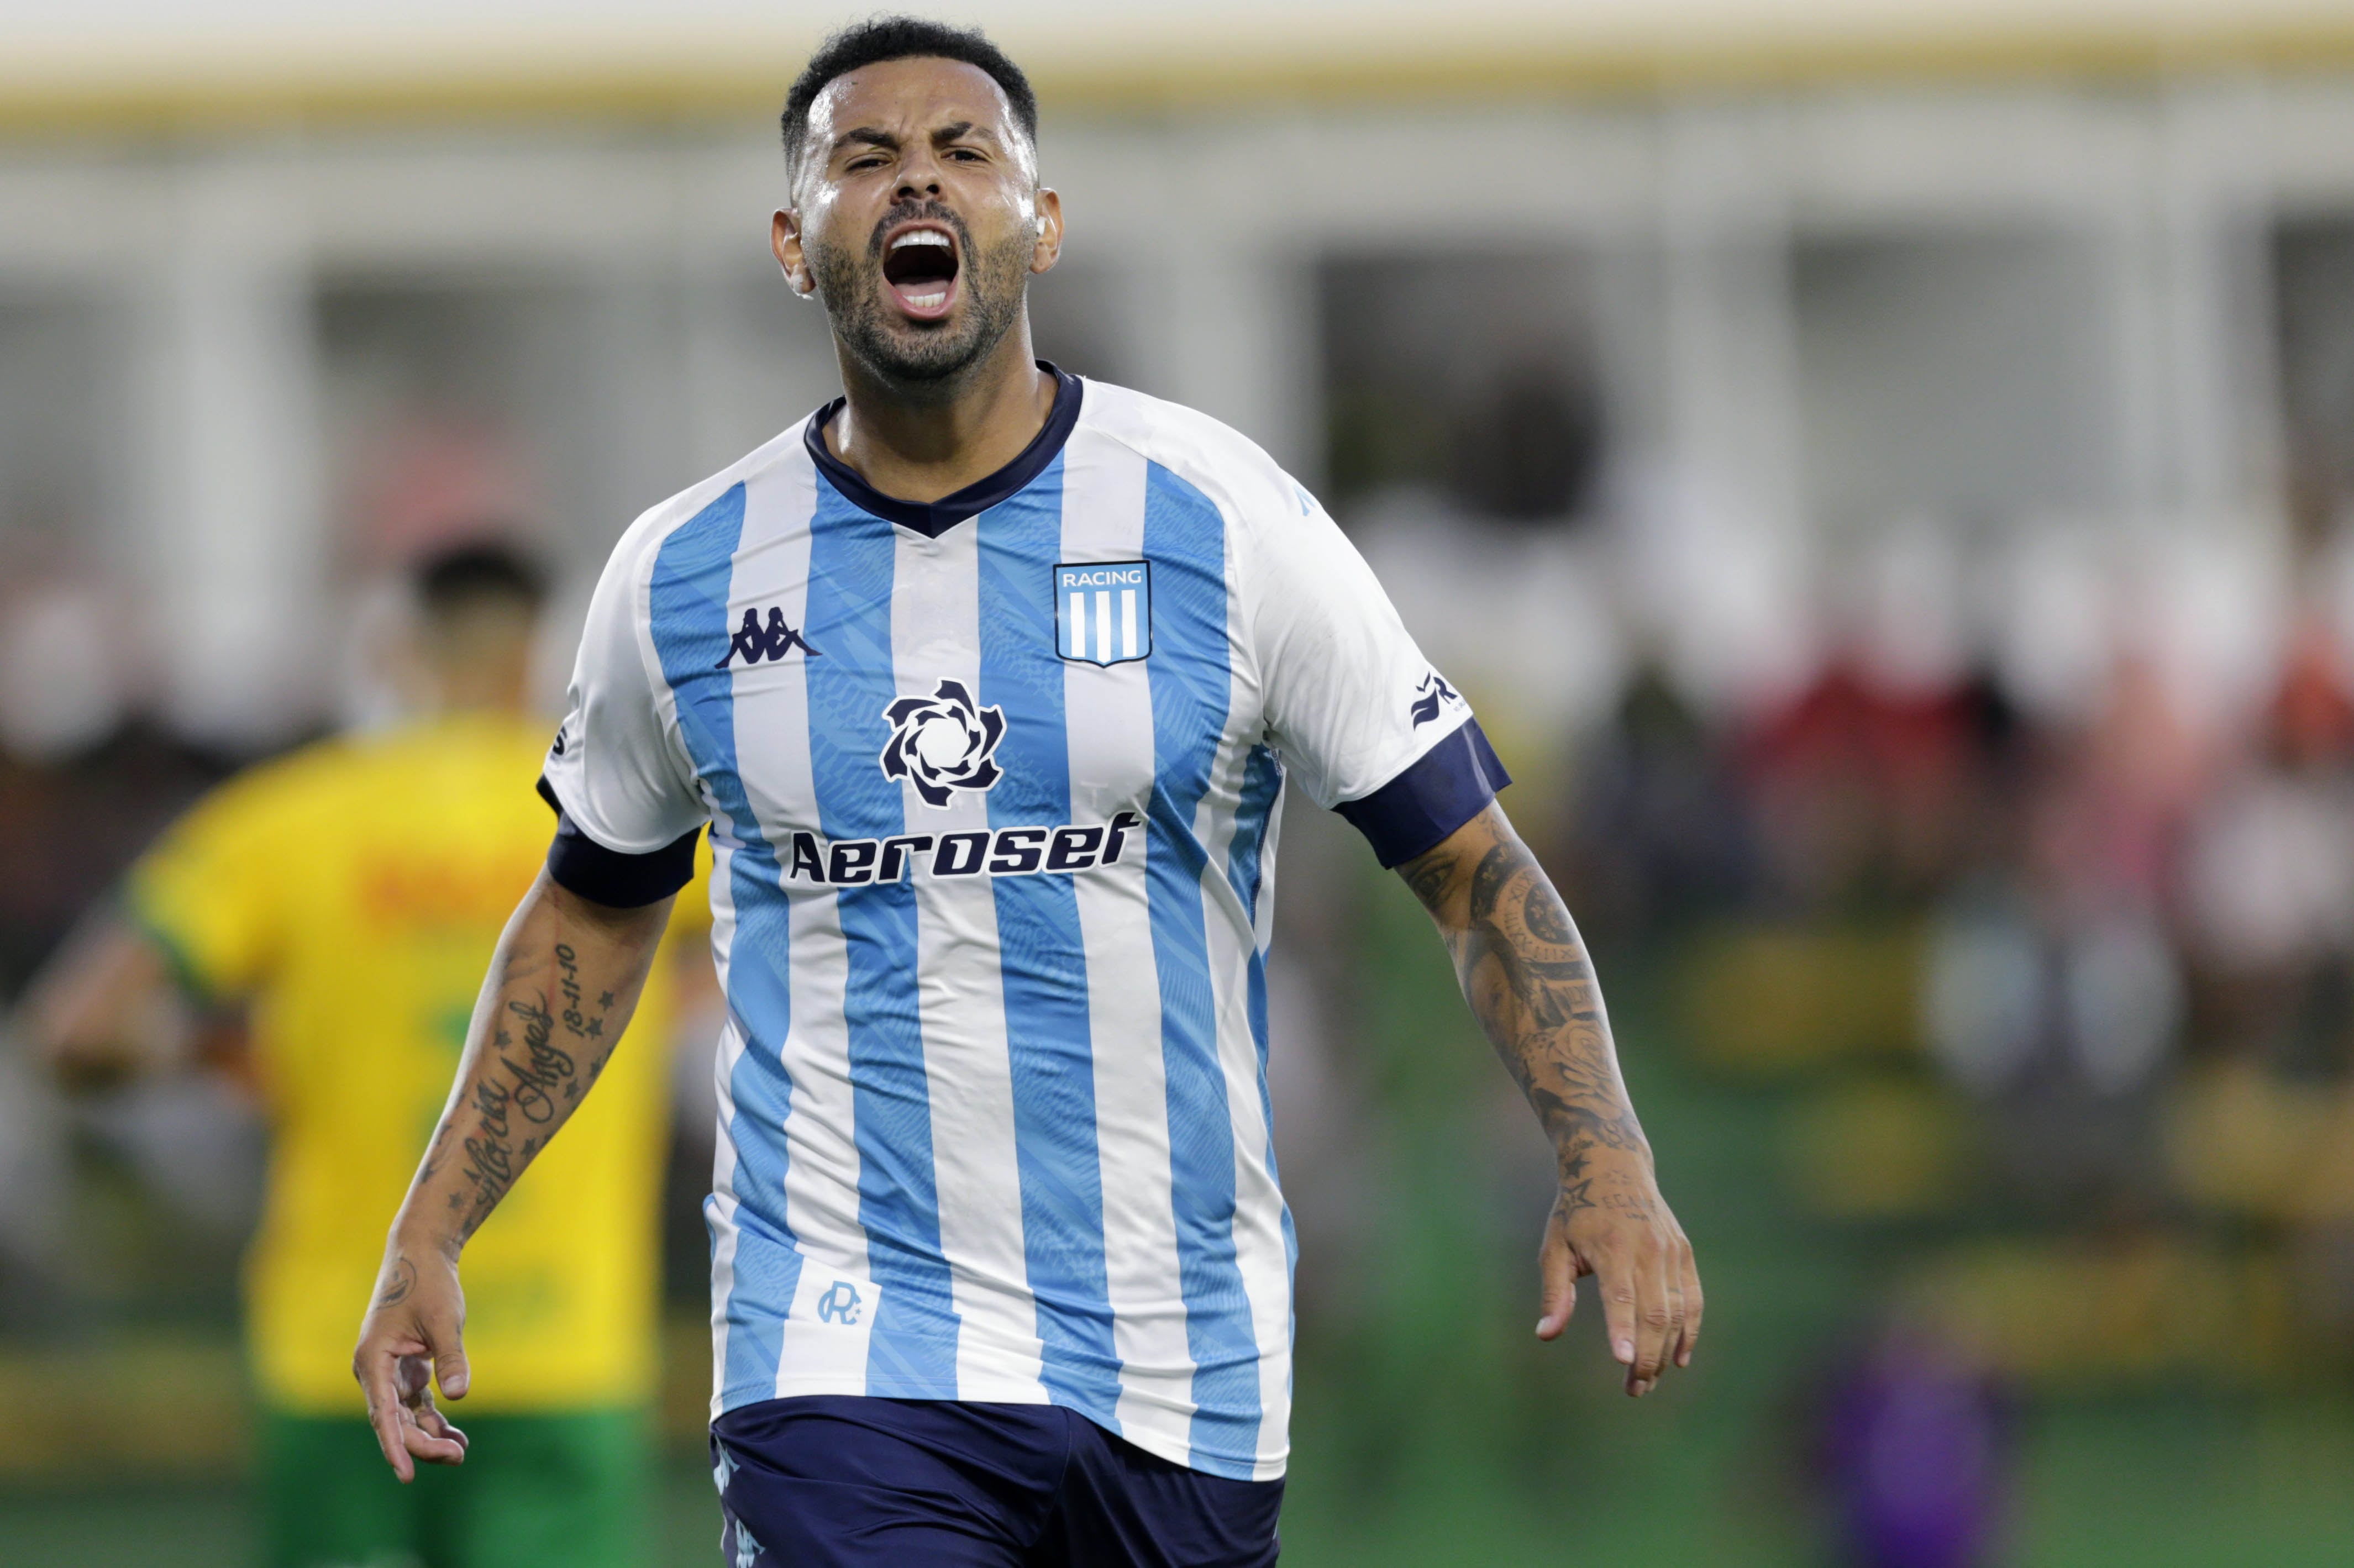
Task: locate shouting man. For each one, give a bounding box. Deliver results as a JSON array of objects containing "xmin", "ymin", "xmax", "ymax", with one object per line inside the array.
[{"xmin": 354, "ymin": 17, "xmax": 1701, "ymax": 1566}]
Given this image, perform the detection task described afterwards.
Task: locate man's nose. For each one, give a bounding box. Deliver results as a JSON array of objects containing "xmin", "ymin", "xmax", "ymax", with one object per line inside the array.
[{"xmin": 895, "ymin": 150, "xmax": 944, "ymax": 201}]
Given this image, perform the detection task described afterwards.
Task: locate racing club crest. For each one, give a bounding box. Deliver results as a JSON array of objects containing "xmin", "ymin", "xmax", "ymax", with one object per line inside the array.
[{"xmin": 1055, "ymin": 561, "xmax": 1151, "ymax": 666}]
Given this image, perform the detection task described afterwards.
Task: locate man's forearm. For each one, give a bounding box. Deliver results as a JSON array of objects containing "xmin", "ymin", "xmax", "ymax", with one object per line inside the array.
[
  {"xmin": 1400, "ymin": 808, "xmax": 1647, "ymax": 1193},
  {"xmin": 1399, "ymin": 803, "xmax": 1699, "ymax": 1385},
  {"xmin": 19, "ymin": 919, "xmax": 189, "ymax": 1091},
  {"xmin": 383, "ymin": 872, "xmax": 671, "ymax": 1271}
]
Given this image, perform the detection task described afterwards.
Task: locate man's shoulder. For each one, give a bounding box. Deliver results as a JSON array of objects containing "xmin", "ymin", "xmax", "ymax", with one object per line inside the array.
[{"xmin": 1075, "ymin": 380, "xmax": 1301, "ymax": 524}]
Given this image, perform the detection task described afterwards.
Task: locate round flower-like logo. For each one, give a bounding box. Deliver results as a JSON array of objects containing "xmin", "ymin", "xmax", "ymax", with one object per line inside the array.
[{"xmin": 880, "ymin": 678, "xmax": 1007, "ymax": 808}]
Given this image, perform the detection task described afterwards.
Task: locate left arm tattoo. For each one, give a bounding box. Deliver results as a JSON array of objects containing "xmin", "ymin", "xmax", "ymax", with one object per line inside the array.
[{"xmin": 1399, "ymin": 813, "xmax": 1648, "ymax": 1203}]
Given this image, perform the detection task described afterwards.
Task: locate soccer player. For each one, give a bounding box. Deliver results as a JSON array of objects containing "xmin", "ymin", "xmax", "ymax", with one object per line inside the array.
[
  {"xmin": 24, "ymin": 543, "xmax": 705, "ymax": 1568},
  {"xmin": 354, "ymin": 19, "xmax": 1701, "ymax": 1566}
]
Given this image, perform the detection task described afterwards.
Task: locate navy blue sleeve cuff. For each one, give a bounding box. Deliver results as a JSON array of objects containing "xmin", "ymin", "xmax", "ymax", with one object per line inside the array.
[
  {"xmin": 537, "ymin": 776, "xmax": 700, "ymax": 908},
  {"xmin": 1333, "ymin": 718, "xmax": 1511, "ymax": 869}
]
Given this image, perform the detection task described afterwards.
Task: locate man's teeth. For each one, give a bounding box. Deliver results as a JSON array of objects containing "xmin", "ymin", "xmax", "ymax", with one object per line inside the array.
[{"xmin": 889, "ymin": 230, "xmax": 952, "ymax": 307}]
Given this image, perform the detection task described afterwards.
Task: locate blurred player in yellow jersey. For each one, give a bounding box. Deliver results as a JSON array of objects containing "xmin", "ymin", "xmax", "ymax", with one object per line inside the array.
[{"xmin": 22, "ymin": 541, "xmax": 708, "ymax": 1568}]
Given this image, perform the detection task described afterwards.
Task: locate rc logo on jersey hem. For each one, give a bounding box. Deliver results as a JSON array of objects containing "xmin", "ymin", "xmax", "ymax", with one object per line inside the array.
[
  {"xmin": 881, "ymin": 679, "xmax": 1006, "ymax": 806},
  {"xmin": 815, "ymin": 1280, "xmax": 864, "ymax": 1324},
  {"xmin": 1055, "ymin": 561, "xmax": 1151, "ymax": 665}
]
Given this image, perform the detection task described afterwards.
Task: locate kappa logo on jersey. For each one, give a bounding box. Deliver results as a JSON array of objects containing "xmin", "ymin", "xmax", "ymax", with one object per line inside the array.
[
  {"xmin": 716, "ymin": 606, "xmax": 821, "ymax": 669},
  {"xmin": 1055, "ymin": 561, "xmax": 1152, "ymax": 666},
  {"xmin": 1410, "ymin": 671, "xmax": 1462, "ymax": 727},
  {"xmin": 881, "ymin": 679, "xmax": 1006, "ymax": 807}
]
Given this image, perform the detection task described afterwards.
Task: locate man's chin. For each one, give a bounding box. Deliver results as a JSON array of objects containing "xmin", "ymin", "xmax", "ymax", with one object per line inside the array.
[{"xmin": 850, "ymin": 315, "xmax": 990, "ymax": 386}]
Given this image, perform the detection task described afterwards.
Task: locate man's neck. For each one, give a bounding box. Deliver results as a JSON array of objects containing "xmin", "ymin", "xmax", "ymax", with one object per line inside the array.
[{"xmin": 825, "ymin": 325, "xmax": 1057, "ymax": 504}]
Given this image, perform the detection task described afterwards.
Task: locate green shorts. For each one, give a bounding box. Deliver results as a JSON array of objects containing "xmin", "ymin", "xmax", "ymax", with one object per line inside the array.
[{"xmin": 258, "ymin": 1406, "xmax": 651, "ymax": 1568}]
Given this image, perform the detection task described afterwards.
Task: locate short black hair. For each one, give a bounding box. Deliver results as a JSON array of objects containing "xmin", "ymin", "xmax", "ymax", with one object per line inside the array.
[
  {"xmin": 413, "ymin": 539, "xmax": 547, "ymax": 620},
  {"xmin": 781, "ymin": 16, "xmax": 1039, "ymax": 188}
]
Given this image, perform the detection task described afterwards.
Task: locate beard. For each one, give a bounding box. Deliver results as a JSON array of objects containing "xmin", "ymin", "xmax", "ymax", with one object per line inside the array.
[{"xmin": 808, "ymin": 198, "xmax": 1033, "ymax": 392}]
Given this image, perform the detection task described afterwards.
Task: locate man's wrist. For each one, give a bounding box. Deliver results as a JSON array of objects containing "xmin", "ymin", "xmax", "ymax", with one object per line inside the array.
[
  {"xmin": 1559, "ymin": 1138, "xmax": 1652, "ymax": 1176},
  {"xmin": 388, "ymin": 1210, "xmax": 466, "ymax": 1266}
]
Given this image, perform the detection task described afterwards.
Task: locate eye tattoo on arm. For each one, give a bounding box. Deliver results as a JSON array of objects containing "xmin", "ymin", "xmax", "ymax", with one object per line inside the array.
[{"xmin": 1401, "ymin": 828, "xmax": 1648, "ymax": 1215}]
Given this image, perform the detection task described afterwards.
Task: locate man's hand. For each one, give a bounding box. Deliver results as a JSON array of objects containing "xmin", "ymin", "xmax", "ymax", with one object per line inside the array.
[
  {"xmin": 1398, "ymin": 802, "xmax": 1703, "ymax": 1397},
  {"xmin": 1538, "ymin": 1146, "xmax": 1702, "ymax": 1396},
  {"xmin": 353, "ymin": 1245, "xmax": 471, "ymax": 1482}
]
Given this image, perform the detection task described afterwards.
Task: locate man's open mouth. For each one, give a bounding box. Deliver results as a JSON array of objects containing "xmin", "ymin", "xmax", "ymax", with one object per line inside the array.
[{"xmin": 882, "ymin": 224, "xmax": 960, "ymax": 321}]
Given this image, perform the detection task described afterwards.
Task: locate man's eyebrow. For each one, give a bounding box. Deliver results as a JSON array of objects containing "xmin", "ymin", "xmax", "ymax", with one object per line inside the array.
[{"xmin": 828, "ymin": 127, "xmax": 898, "ymax": 156}]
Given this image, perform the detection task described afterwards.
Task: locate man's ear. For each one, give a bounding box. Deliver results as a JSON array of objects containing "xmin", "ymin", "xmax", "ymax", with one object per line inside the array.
[
  {"xmin": 1030, "ymin": 187, "xmax": 1064, "ymax": 277},
  {"xmin": 773, "ymin": 209, "xmax": 817, "ymax": 297}
]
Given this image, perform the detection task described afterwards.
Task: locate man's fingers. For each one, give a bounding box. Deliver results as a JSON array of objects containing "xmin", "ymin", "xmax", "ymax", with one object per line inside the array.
[
  {"xmin": 402, "ymin": 1419, "xmax": 469, "ymax": 1468},
  {"xmin": 1627, "ymin": 1244, "xmax": 1676, "ymax": 1394},
  {"xmin": 1597, "ymin": 1242, "xmax": 1640, "ymax": 1374},
  {"xmin": 401, "ymin": 1293, "xmax": 469, "ymax": 1402},
  {"xmin": 395, "ymin": 1351, "xmax": 436, "ymax": 1408},
  {"xmin": 430, "ymin": 1335, "xmax": 470, "ymax": 1402},
  {"xmin": 367, "ymin": 1400, "xmax": 416, "ymax": 1484},
  {"xmin": 358, "ymin": 1334, "xmax": 474, "ymax": 1481},
  {"xmin": 396, "ymin": 1343, "xmax": 469, "ymax": 1467},
  {"xmin": 359, "ymin": 1344, "xmax": 420, "ymax": 1482},
  {"xmin": 1535, "ymin": 1225, "xmax": 1579, "ymax": 1340},
  {"xmin": 1675, "ymin": 1237, "xmax": 1705, "ymax": 1368},
  {"xmin": 414, "ymin": 1401, "xmax": 470, "ymax": 1451}
]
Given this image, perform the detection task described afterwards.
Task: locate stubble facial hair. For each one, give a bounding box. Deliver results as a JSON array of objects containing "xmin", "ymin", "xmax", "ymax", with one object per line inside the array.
[{"xmin": 808, "ymin": 198, "xmax": 1034, "ymax": 396}]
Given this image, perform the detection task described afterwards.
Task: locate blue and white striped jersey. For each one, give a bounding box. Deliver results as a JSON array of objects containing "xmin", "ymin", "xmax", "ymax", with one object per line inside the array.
[{"xmin": 542, "ymin": 369, "xmax": 1502, "ymax": 1481}]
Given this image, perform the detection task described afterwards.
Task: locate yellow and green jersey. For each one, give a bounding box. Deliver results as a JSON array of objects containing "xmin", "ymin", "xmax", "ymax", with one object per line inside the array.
[{"xmin": 128, "ymin": 711, "xmax": 707, "ymax": 1417}]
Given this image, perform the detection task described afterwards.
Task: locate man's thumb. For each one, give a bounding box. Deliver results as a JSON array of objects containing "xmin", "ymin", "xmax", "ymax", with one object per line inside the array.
[{"xmin": 430, "ymin": 1329, "xmax": 470, "ymax": 1400}]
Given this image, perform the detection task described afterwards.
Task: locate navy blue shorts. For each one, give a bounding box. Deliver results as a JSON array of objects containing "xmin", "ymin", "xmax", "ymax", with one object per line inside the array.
[{"xmin": 710, "ymin": 1397, "xmax": 1283, "ymax": 1567}]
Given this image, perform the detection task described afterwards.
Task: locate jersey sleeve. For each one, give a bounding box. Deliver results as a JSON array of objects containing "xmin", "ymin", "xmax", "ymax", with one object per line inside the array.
[
  {"xmin": 1249, "ymin": 490, "xmax": 1509, "ymax": 867},
  {"xmin": 125, "ymin": 767, "xmax": 298, "ymax": 1000},
  {"xmin": 540, "ymin": 526, "xmax": 708, "ymax": 857}
]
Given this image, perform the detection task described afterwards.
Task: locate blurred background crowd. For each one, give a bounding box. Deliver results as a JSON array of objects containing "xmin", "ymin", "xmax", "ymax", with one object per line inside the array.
[{"xmin": 8, "ymin": 1, "xmax": 2354, "ymax": 1563}]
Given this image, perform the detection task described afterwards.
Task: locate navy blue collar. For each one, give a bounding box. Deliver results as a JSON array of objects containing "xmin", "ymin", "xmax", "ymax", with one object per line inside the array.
[{"xmin": 803, "ymin": 362, "xmax": 1084, "ymax": 539}]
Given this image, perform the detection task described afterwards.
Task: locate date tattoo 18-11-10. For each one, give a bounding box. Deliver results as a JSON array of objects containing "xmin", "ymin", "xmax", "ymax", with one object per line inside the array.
[{"xmin": 415, "ymin": 940, "xmax": 633, "ymax": 1245}]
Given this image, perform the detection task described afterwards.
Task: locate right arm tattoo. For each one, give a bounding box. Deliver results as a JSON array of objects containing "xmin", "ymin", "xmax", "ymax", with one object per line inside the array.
[{"xmin": 395, "ymin": 879, "xmax": 670, "ymax": 1254}]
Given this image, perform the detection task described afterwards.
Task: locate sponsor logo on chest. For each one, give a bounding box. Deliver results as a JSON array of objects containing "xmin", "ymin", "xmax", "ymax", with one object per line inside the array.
[
  {"xmin": 777, "ymin": 811, "xmax": 1143, "ymax": 887},
  {"xmin": 761, "ymin": 676, "xmax": 1146, "ymax": 887}
]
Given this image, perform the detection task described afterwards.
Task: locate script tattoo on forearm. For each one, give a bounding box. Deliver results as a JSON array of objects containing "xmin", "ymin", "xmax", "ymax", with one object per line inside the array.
[
  {"xmin": 1402, "ymin": 828, "xmax": 1647, "ymax": 1216},
  {"xmin": 427, "ymin": 935, "xmax": 643, "ymax": 1243}
]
